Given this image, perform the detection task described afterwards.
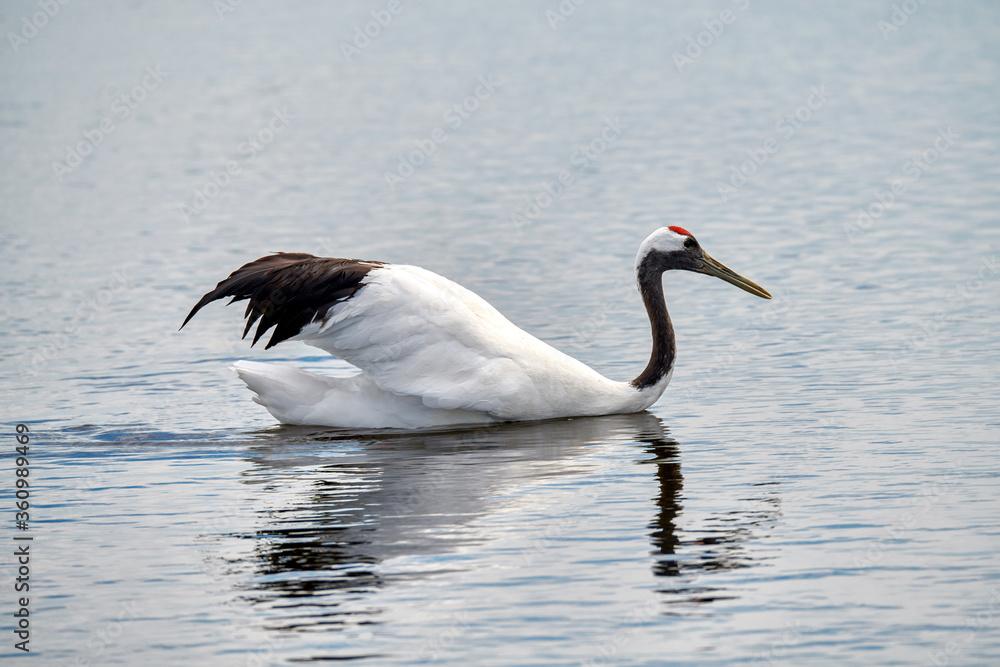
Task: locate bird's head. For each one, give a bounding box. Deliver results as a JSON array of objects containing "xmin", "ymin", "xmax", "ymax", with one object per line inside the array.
[{"xmin": 635, "ymin": 226, "xmax": 771, "ymax": 299}]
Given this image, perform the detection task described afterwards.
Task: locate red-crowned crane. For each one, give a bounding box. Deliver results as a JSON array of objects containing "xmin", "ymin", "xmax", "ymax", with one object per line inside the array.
[{"xmin": 181, "ymin": 227, "xmax": 771, "ymax": 428}]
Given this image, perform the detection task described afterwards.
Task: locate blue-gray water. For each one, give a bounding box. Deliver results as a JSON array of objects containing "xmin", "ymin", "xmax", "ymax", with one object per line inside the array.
[{"xmin": 2, "ymin": 1, "xmax": 999, "ymax": 665}]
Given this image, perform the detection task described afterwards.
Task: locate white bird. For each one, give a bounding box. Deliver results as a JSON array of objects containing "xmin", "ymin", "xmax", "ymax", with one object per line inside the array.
[{"xmin": 181, "ymin": 227, "xmax": 771, "ymax": 429}]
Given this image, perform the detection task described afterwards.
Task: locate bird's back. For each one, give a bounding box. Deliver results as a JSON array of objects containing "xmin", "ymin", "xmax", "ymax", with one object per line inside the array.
[{"xmin": 300, "ymin": 264, "xmax": 648, "ymax": 420}]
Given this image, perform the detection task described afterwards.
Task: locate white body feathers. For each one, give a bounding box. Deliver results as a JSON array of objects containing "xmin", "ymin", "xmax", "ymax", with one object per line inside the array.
[{"xmin": 235, "ymin": 264, "xmax": 668, "ymax": 428}]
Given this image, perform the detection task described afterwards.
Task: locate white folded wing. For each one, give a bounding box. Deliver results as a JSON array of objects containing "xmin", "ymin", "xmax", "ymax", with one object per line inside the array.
[{"xmin": 298, "ymin": 265, "xmax": 636, "ymax": 421}]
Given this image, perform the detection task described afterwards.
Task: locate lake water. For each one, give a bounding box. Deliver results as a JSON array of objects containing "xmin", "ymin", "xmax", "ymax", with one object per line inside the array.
[{"xmin": 2, "ymin": 1, "xmax": 999, "ymax": 664}]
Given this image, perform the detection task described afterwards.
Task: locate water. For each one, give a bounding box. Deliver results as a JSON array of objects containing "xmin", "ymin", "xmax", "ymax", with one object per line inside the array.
[{"xmin": 1, "ymin": 1, "xmax": 999, "ymax": 664}]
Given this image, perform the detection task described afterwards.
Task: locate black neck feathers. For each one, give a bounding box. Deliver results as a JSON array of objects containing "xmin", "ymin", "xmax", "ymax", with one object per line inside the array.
[{"xmin": 630, "ymin": 258, "xmax": 676, "ymax": 390}]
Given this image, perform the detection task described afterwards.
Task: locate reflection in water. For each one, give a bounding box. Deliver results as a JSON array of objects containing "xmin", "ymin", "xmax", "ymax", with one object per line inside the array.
[
  {"xmin": 639, "ymin": 435, "xmax": 782, "ymax": 606},
  {"xmin": 645, "ymin": 438, "xmax": 685, "ymax": 576},
  {"xmin": 231, "ymin": 415, "xmax": 661, "ymax": 635},
  {"xmin": 214, "ymin": 413, "xmax": 780, "ymax": 636}
]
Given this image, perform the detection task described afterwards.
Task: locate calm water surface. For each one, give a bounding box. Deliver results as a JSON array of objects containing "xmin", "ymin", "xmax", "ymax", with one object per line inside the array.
[{"xmin": 1, "ymin": 1, "xmax": 998, "ymax": 665}]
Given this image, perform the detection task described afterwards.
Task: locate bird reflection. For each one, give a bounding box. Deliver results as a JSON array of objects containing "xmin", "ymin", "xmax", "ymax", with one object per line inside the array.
[
  {"xmin": 644, "ymin": 437, "xmax": 684, "ymax": 574},
  {"xmin": 218, "ymin": 412, "xmax": 780, "ymax": 634},
  {"xmin": 639, "ymin": 435, "xmax": 782, "ymax": 606},
  {"xmin": 231, "ymin": 414, "xmax": 662, "ymax": 633}
]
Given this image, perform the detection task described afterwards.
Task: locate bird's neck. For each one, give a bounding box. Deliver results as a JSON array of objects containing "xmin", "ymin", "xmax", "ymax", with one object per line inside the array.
[{"xmin": 631, "ymin": 263, "xmax": 676, "ymax": 391}]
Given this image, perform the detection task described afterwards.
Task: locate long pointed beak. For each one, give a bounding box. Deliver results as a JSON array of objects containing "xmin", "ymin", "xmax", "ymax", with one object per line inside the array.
[{"xmin": 699, "ymin": 253, "xmax": 772, "ymax": 299}]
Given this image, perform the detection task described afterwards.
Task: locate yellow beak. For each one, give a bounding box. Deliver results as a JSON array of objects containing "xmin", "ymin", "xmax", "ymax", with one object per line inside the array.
[{"xmin": 698, "ymin": 253, "xmax": 772, "ymax": 299}]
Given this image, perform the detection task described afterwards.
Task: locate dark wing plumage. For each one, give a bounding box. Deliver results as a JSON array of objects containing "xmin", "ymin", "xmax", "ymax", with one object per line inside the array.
[{"xmin": 180, "ymin": 253, "xmax": 385, "ymax": 349}]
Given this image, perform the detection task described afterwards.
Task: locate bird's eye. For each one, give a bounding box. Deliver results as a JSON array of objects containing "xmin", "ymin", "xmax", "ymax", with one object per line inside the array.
[{"xmin": 684, "ymin": 237, "xmax": 697, "ymax": 249}]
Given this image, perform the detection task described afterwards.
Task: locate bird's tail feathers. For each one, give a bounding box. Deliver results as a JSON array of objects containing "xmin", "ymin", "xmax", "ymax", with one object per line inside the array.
[
  {"xmin": 231, "ymin": 360, "xmax": 339, "ymax": 423},
  {"xmin": 230, "ymin": 360, "xmax": 494, "ymax": 429}
]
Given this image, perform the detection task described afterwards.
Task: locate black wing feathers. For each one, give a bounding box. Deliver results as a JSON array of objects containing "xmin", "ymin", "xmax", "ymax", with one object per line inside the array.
[{"xmin": 181, "ymin": 253, "xmax": 383, "ymax": 349}]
